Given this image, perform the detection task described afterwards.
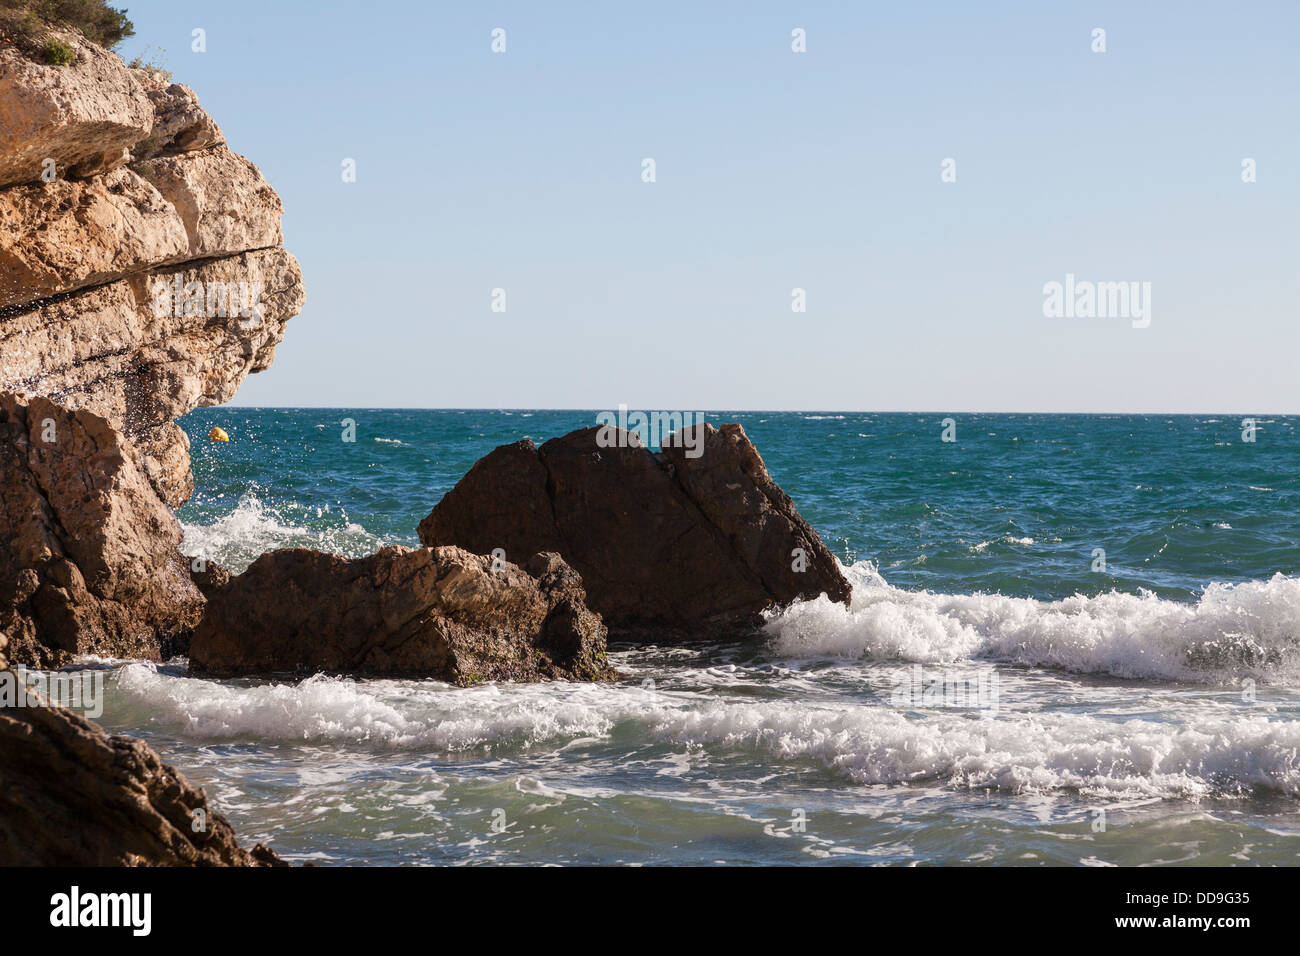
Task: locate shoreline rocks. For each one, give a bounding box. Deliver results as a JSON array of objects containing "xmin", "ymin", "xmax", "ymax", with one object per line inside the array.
[
  {"xmin": 418, "ymin": 423, "xmax": 852, "ymax": 640},
  {"xmin": 0, "ymin": 635, "xmax": 284, "ymax": 866},
  {"xmin": 0, "ymin": 144, "xmax": 285, "ymax": 309},
  {"xmin": 190, "ymin": 545, "xmax": 619, "ymax": 684}
]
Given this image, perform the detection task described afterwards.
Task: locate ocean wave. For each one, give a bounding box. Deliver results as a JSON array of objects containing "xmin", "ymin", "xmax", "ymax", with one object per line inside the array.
[
  {"xmin": 765, "ymin": 562, "xmax": 1300, "ymax": 685},
  {"xmin": 647, "ymin": 701, "xmax": 1300, "ymax": 798},
  {"xmin": 764, "ymin": 561, "xmax": 1300, "ymax": 686},
  {"xmin": 180, "ymin": 491, "xmax": 388, "ymax": 573},
  {"xmin": 112, "ymin": 664, "xmax": 628, "ymax": 749},
  {"xmin": 108, "ymin": 662, "xmax": 1300, "ymax": 799}
]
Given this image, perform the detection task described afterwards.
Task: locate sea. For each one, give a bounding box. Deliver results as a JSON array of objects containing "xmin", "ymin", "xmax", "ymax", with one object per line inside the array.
[{"xmin": 79, "ymin": 410, "xmax": 1300, "ymax": 865}]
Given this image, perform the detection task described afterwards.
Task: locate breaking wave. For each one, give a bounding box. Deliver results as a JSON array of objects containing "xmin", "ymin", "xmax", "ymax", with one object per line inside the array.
[
  {"xmin": 109, "ymin": 661, "xmax": 1300, "ymax": 799},
  {"xmin": 765, "ymin": 562, "xmax": 1300, "ymax": 685},
  {"xmin": 179, "ymin": 491, "xmax": 388, "ymax": 573}
]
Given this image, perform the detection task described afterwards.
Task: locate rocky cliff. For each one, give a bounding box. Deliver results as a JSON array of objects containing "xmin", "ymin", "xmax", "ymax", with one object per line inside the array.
[
  {"xmin": 0, "ymin": 29, "xmax": 303, "ymax": 509},
  {"xmin": 0, "ymin": 28, "xmax": 304, "ymax": 667},
  {"xmin": 0, "ymin": 23, "xmax": 296, "ymax": 865}
]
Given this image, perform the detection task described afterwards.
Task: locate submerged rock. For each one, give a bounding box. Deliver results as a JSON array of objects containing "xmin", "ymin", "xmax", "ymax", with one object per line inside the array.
[
  {"xmin": 418, "ymin": 423, "xmax": 852, "ymax": 640},
  {"xmin": 0, "ymin": 635, "xmax": 283, "ymax": 866},
  {"xmin": 0, "ymin": 393, "xmax": 203, "ymax": 668},
  {"xmin": 190, "ymin": 545, "xmax": 619, "ymax": 683}
]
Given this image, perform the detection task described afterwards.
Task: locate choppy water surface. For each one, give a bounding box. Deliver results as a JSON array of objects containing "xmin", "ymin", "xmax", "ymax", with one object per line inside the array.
[{"xmin": 83, "ymin": 411, "xmax": 1300, "ymax": 864}]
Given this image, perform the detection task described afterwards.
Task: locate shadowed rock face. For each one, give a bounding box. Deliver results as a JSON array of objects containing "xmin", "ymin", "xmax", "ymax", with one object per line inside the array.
[
  {"xmin": 0, "ymin": 635, "xmax": 284, "ymax": 866},
  {"xmin": 418, "ymin": 423, "xmax": 852, "ymax": 640},
  {"xmin": 190, "ymin": 546, "xmax": 619, "ymax": 683},
  {"xmin": 0, "ymin": 393, "xmax": 203, "ymax": 668}
]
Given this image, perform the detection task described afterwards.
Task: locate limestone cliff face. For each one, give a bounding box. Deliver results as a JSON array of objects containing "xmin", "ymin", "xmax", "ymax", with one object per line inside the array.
[
  {"xmin": 0, "ymin": 29, "xmax": 304, "ymax": 508},
  {"xmin": 0, "ymin": 29, "xmax": 304, "ymax": 666}
]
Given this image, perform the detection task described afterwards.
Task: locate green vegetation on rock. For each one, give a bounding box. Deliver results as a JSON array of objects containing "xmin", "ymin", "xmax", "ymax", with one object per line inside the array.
[
  {"xmin": 41, "ymin": 36, "xmax": 73, "ymax": 63},
  {"xmin": 0, "ymin": 0, "xmax": 134, "ymax": 60}
]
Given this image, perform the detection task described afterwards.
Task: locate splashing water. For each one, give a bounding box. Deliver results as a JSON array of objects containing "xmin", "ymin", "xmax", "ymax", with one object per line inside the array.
[{"xmin": 79, "ymin": 408, "xmax": 1300, "ymax": 865}]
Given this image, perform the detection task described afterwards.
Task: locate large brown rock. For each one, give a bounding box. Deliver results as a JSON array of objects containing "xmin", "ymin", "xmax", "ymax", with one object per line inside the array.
[
  {"xmin": 0, "ymin": 393, "xmax": 202, "ymax": 668},
  {"xmin": 190, "ymin": 545, "xmax": 618, "ymax": 684},
  {"xmin": 0, "ymin": 165, "xmax": 187, "ymax": 308},
  {"xmin": 0, "ymin": 29, "xmax": 152, "ymax": 187},
  {"xmin": 134, "ymin": 146, "xmax": 283, "ymax": 256},
  {"xmin": 418, "ymin": 423, "xmax": 852, "ymax": 640},
  {"xmin": 0, "ymin": 634, "xmax": 283, "ymax": 866}
]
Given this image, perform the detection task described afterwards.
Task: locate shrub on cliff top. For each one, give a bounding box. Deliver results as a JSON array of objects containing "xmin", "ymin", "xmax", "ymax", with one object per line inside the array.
[
  {"xmin": 41, "ymin": 35, "xmax": 73, "ymax": 63},
  {"xmin": 0, "ymin": 0, "xmax": 134, "ymax": 55}
]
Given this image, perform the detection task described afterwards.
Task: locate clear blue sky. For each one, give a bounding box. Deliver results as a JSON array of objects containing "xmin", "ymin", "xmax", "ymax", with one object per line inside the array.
[{"xmin": 117, "ymin": 1, "xmax": 1299, "ymax": 413}]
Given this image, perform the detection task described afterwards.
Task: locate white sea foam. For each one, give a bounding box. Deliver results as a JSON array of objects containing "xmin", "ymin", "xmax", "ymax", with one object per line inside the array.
[
  {"xmin": 107, "ymin": 662, "xmax": 1300, "ymax": 798},
  {"xmin": 765, "ymin": 562, "xmax": 1300, "ymax": 685},
  {"xmin": 645, "ymin": 700, "xmax": 1300, "ymax": 798},
  {"xmin": 180, "ymin": 492, "xmax": 387, "ymax": 573}
]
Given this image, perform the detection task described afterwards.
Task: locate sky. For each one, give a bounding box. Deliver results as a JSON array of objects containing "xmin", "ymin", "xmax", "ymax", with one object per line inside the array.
[{"xmin": 116, "ymin": 1, "xmax": 1299, "ymax": 413}]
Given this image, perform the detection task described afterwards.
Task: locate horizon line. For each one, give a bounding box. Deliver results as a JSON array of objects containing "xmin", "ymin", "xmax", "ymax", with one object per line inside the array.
[{"xmin": 214, "ymin": 405, "xmax": 1299, "ymax": 417}]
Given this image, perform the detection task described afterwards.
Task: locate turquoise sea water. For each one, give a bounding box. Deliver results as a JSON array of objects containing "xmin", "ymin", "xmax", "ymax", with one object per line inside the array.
[{"xmin": 88, "ymin": 410, "xmax": 1300, "ymax": 865}]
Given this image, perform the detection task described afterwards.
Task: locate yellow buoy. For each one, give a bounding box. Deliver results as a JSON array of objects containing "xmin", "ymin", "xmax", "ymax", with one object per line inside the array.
[{"xmin": 208, "ymin": 426, "xmax": 230, "ymax": 442}]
